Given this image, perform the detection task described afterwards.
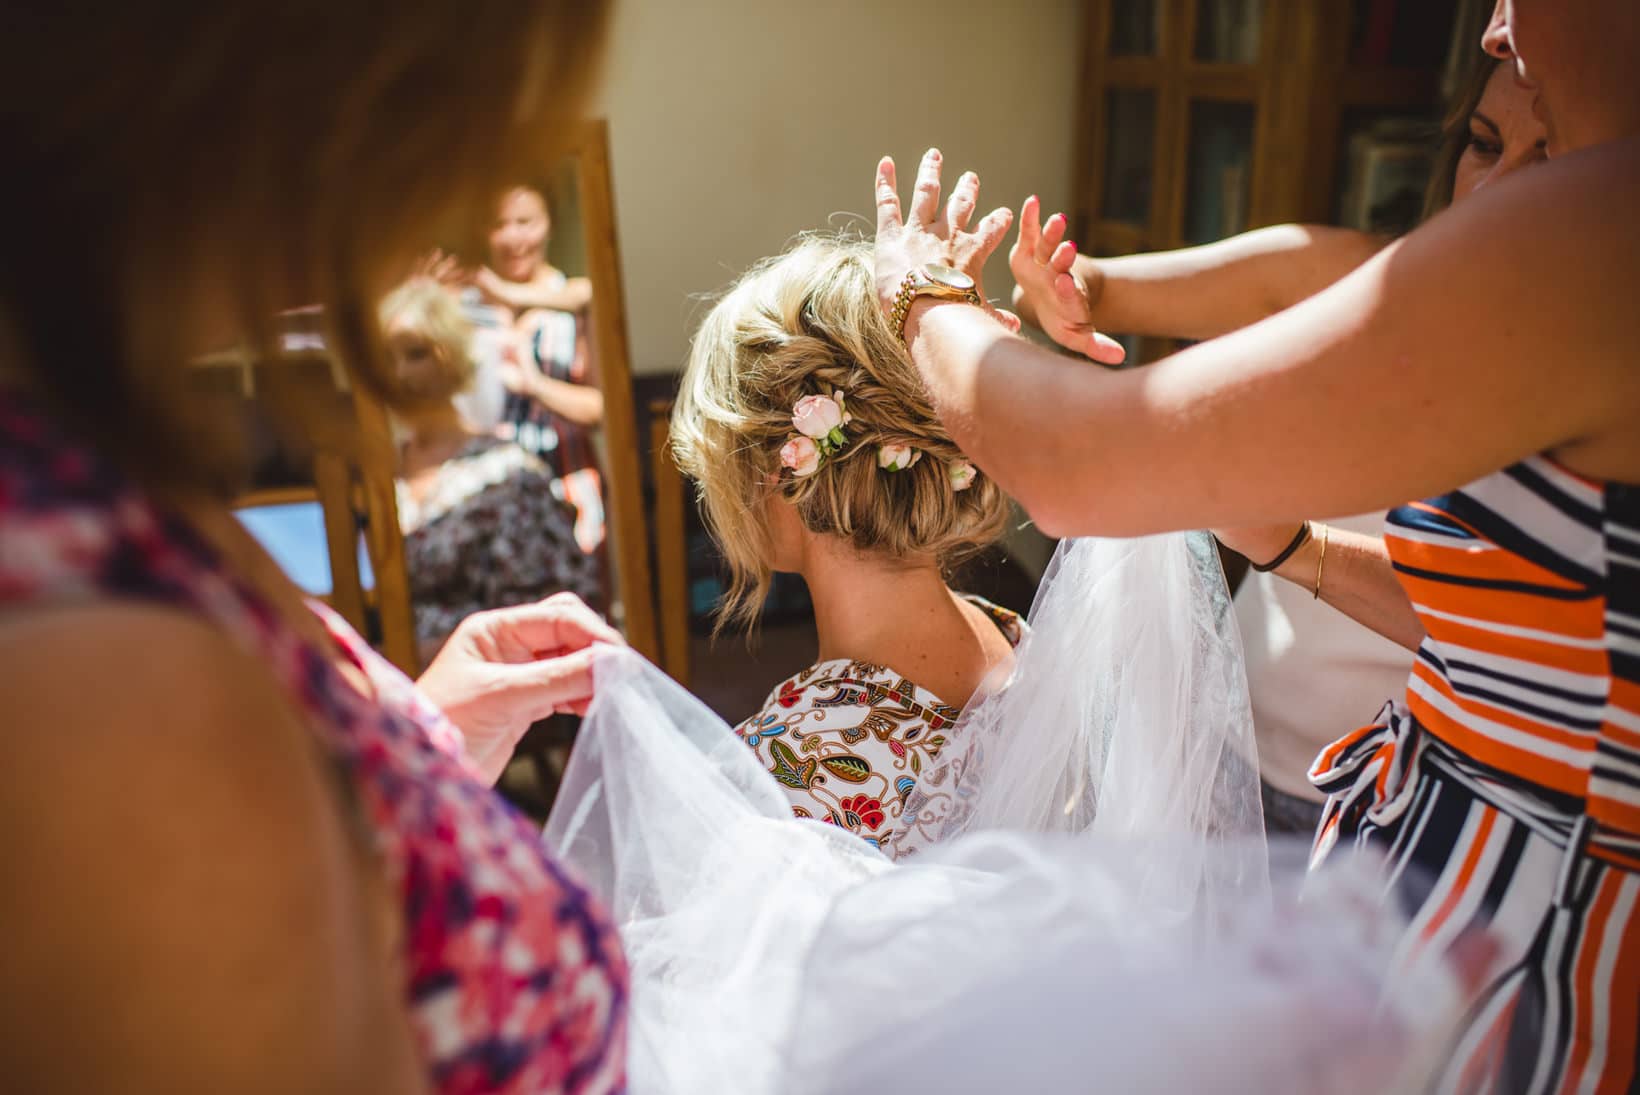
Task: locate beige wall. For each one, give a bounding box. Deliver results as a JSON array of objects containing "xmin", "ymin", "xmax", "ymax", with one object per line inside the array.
[{"xmin": 594, "ymin": 0, "xmax": 1085, "ymax": 377}]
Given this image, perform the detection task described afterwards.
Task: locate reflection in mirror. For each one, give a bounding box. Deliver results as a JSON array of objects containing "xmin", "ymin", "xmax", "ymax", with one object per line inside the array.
[{"xmin": 388, "ymin": 121, "xmax": 653, "ymax": 679}]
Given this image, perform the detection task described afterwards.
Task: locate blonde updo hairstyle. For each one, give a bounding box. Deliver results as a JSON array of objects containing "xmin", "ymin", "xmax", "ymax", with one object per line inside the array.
[
  {"xmin": 672, "ymin": 235, "xmax": 1010, "ymax": 632},
  {"xmin": 379, "ymin": 279, "xmax": 477, "ymax": 404}
]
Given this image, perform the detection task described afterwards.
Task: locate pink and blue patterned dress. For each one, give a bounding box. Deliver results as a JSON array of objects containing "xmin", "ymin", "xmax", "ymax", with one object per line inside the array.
[{"xmin": 0, "ymin": 391, "xmax": 627, "ymax": 1094}]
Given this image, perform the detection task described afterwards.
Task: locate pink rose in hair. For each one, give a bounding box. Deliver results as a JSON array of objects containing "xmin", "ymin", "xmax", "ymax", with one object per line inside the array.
[
  {"xmin": 878, "ymin": 443, "xmax": 920, "ymax": 472},
  {"xmin": 780, "ymin": 435, "xmax": 820, "ymax": 477},
  {"xmin": 791, "ymin": 393, "xmax": 846, "ymax": 440},
  {"xmin": 948, "ymin": 460, "xmax": 977, "ymax": 492}
]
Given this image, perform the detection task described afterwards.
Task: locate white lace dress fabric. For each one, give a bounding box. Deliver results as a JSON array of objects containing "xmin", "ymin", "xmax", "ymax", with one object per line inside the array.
[{"xmin": 545, "ymin": 533, "xmax": 1471, "ymax": 1094}]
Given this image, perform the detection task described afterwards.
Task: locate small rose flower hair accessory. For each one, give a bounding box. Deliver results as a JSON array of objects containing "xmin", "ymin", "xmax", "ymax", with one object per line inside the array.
[
  {"xmin": 780, "ymin": 435, "xmax": 820, "ymax": 477},
  {"xmin": 948, "ymin": 460, "xmax": 977, "ymax": 492},
  {"xmin": 780, "ymin": 391, "xmax": 852, "ymax": 477},
  {"xmin": 878, "ymin": 443, "xmax": 921, "ymax": 472}
]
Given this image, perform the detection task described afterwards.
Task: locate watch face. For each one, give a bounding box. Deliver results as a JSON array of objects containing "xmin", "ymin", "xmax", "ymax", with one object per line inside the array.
[{"xmin": 923, "ymin": 264, "xmax": 975, "ymax": 291}]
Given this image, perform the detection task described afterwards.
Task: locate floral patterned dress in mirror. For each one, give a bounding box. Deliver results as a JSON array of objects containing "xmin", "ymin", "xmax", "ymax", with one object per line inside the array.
[{"xmin": 734, "ymin": 597, "xmax": 1022, "ymax": 858}]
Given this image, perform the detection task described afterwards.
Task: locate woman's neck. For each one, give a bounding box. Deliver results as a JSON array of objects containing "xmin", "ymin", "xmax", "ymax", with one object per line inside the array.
[
  {"xmin": 397, "ymin": 405, "xmax": 475, "ymax": 475},
  {"xmin": 801, "ymin": 541, "xmax": 965, "ymax": 664},
  {"xmin": 799, "ymin": 538, "xmax": 1011, "ymax": 708}
]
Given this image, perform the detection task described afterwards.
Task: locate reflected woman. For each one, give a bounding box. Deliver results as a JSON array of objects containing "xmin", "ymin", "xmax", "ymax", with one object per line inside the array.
[
  {"xmin": 467, "ymin": 185, "xmax": 608, "ymax": 559},
  {"xmin": 385, "ymin": 280, "xmax": 598, "ymax": 663}
]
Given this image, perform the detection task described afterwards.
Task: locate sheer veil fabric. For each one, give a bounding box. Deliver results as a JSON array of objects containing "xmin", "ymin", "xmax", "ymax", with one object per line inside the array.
[{"xmin": 544, "ymin": 533, "xmax": 1464, "ymax": 1093}]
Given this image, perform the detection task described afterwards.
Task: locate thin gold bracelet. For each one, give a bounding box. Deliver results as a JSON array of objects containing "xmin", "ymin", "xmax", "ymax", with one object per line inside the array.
[{"xmin": 1312, "ymin": 523, "xmax": 1329, "ymax": 599}]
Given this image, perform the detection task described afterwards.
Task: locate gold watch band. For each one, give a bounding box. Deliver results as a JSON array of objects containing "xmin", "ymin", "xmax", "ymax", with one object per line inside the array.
[{"xmin": 890, "ymin": 269, "xmax": 982, "ymax": 344}]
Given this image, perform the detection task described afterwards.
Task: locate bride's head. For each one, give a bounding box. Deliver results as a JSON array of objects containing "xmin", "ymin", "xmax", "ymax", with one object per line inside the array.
[{"xmin": 673, "ymin": 235, "xmax": 1009, "ymax": 631}]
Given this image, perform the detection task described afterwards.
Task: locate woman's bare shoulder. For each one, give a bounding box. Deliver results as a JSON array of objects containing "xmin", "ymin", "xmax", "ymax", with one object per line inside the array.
[{"xmin": 0, "ymin": 599, "xmax": 419, "ymax": 1091}]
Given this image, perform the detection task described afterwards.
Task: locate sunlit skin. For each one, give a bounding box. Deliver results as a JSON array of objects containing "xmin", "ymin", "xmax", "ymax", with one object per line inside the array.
[
  {"xmin": 1484, "ymin": 0, "xmax": 1640, "ymax": 157},
  {"xmin": 1001, "ymin": 60, "xmax": 1548, "ymax": 606},
  {"xmin": 1452, "ymin": 65, "xmax": 1549, "ymax": 200}
]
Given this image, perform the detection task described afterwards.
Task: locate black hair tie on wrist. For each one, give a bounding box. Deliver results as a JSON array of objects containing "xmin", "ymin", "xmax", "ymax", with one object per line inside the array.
[{"xmin": 1250, "ymin": 521, "xmax": 1312, "ymax": 573}]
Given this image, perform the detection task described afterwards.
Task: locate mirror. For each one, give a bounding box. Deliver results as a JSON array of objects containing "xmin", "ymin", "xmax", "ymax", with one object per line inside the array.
[
  {"xmin": 225, "ymin": 120, "xmax": 656, "ymax": 687},
  {"xmin": 389, "ymin": 119, "xmax": 657, "ymax": 668}
]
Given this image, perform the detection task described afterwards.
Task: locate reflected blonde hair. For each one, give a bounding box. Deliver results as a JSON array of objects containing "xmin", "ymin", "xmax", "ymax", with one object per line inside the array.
[
  {"xmin": 0, "ymin": 3, "xmax": 607, "ymax": 493},
  {"xmin": 671, "ymin": 235, "xmax": 1010, "ymax": 632},
  {"xmin": 380, "ymin": 281, "xmax": 475, "ymax": 402}
]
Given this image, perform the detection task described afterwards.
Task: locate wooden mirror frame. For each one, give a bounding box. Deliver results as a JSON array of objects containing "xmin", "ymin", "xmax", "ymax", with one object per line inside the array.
[{"xmin": 564, "ymin": 119, "xmax": 659, "ymax": 662}]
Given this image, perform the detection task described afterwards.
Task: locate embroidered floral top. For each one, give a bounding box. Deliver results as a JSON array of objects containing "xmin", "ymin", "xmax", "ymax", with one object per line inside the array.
[
  {"xmin": 0, "ymin": 393, "xmax": 627, "ymax": 1094},
  {"xmin": 398, "ymin": 436, "xmax": 598, "ymax": 649},
  {"xmin": 734, "ymin": 597, "xmax": 1024, "ymax": 858}
]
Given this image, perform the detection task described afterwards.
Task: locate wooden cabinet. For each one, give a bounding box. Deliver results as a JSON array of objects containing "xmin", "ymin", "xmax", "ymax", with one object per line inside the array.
[{"xmin": 1074, "ymin": 0, "xmax": 1462, "ymax": 285}]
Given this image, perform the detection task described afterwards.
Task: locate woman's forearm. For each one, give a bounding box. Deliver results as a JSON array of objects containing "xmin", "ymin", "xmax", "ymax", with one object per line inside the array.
[
  {"xmin": 905, "ymin": 143, "xmax": 1640, "ymax": 540},
  {"xmin": 477, "ymin": 268, "xmax": 592, "ymax": 314},
  {"xmin": 528, "ymin": 374, "xmax": 603, "ymax": 426},
  {"xmin": 1087, "ymin": 225, "xmax": 1389, "ymax": 341},
  {"xmin": 904, "ymin": 298, "xmax": 1124, "ymax": 536},
  {"xmin": 1262, "ymin": 526, "xmax": 1425, "ymax": 651}
]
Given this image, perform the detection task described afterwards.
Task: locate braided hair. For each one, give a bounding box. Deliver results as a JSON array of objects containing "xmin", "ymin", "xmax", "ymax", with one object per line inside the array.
[{"xmin": 672, "ymin": 234, "xmax": 1009, "ymax": 632}]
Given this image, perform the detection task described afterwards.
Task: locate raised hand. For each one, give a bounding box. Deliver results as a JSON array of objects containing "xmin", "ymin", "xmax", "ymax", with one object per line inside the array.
[
  {"xmin": 410, "ymin": 247, "xmax": 470, "ymax": 289},
  {"xmin": 1008, "ymin": 196, "xmax": 1126, "ymax": 365},
  {"xmin": 873, "ymin": 148, "xmax": 1021, "ymax": 333}
]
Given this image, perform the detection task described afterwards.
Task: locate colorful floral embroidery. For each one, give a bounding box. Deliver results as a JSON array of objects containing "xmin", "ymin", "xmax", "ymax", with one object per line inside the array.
[
  {"xmin": 733, "ymin": 596, "xmax": 1022, "ymax": 859},
  {"xmin": 838, "ymin": 794, "xmax": 886, "ymax": 831}
]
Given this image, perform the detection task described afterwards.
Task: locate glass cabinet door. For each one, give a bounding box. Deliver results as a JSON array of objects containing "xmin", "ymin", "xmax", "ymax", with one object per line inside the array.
[
  {"xmin": 1183, "ymin": 99, "xmax": 1255, "ymax": 243},
  {"xmin": 1110, "ymin": 0, "xmax": 1163, "ymax": 57},
  {"xmin": 1193, "ymin": 0, "xmax": 1262, "ymax": 64},
  {"xmin": 1100, "ymin": 88, "xmax": 1158, "ymax": 226}
]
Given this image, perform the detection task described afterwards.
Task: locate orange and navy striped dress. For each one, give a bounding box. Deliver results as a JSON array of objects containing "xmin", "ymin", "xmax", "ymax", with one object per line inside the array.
[{"xmin": 1310, "ymin": 456, "xmax": 1639, "ymax": 1094}]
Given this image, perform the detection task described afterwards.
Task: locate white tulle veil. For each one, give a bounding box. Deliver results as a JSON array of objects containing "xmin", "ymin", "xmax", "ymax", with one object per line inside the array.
[{"xmin": 544, "ymin": 532, "xmax": 1464, "ymax": 1094}]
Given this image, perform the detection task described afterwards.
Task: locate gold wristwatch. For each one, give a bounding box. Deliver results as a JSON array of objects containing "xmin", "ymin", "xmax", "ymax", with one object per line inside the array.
[{"xmin": 889, "ymin": 264, "xmax": 981, "ymax": 343}]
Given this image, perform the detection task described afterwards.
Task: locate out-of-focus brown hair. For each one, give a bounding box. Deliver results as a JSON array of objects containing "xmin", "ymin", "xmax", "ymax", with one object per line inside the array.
[
  {"xmin": 1422, "ymin": 54, "xmax": 1503, "ymax": 220},
  {"xmin": 0, "ymin": 4, "xmax": 608, "ymax": 493},
  {"xmin": 1421, "ymin": 0, "xmax": 1504, "ymax": 223}
]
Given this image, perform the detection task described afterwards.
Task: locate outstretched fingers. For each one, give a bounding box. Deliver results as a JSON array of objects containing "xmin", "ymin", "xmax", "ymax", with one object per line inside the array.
[
  {"xmin": 908, "ymin": 147, "xmax": 944, "ymax": 228},
  {"xmin": 972, "ymin": 205, "xmax": 1015, "ymax": 262},
  {"xmin": 1050, "ymin": 238, "xmax": 1078, "ymax": 273},
  {"xmin": 875, "ymin": 156, "xmax": 902, "ymax": 236},
  {"xmin": 1016, "ymin": 194, "xmax": 1043, "ymax": 256},
  {"xmin": 946, "ymin": 170, "xmax": 979, "ymax": 234},
  {"xmin": 1034, "ymin": 211, "xmax": 1068, "ymax": 265}
]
